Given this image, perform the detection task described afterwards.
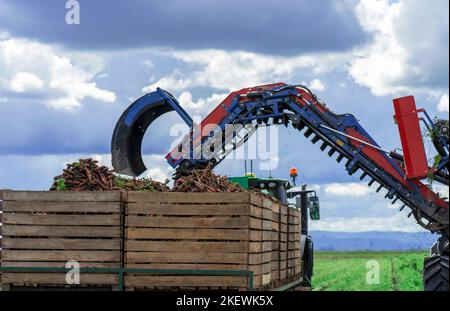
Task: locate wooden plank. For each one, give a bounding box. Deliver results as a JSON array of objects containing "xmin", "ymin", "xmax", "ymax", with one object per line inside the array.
[
  {"xmin": 126, "ymin": 216, "xmax": 248, "ymax": 229},
  {"xmin": 3, "ymin": 214, "xmax": 120, "ymax": 226},
  {"xmin": 271, "ymin": 251, "xmax": 280, "ymax": 261},
  {"xmin": 262, "ymin": 198, "xmax": 276, "ymax": 210},
  {"xmin": 2, "ymin": 201, "xmax": 120, "ymax": 213},
  {"xmin": 261, "ymin": 262, "xmax": 272, "ymax": 274},
  {"xmin": 126, "ymin": 252, "xmax": 247, "ymax": 264},
  {"xmin": 250, "ymin": 231, "xmax": 272, "ymax": 242},
  {"xmin": 288, "ymin": 233, "xmax": 299, "ymax": 241},
  {"xmin": 127, "ymin": 192, "xmax": 251, "ymax": 204},
  {"xmin": 288, "ymin": 242, "xmax": 301, "ymax": 250},
  {"xmin": 271, "ymin": 270, "xmax": 280, "ymax": 281},
  {"xmin": 249, "ymin": 252, "xmax": 271, "ymax": 265},
  {"xmin": 249, "ymin": 242, "xmax": 271, "ymax": 253},
  {"xmin": 3, "ymin": 191, "xmax": 121, "ymax": 202},
  {"xmin": 262, "ymin": 209, "xmax": 273, "ymax": 221},
  {"xmin": 249, "ymin": 206, "xmax": 263, "ymax": 219},
  {"xmin": 263, "ymin": 220, "xmax": 273, "ymax": 231},
  {"xmin": 288, "ymin": 250, "xmax": 301, "ymax": 259},
  {"xmin": 126, "ymin": 241, "xmax": 248, "ymax": 253},
  {"xmin": 0, "ymin": 261, "xmax": 120, "ymax": 268},
  {"xmin": 127, "ymin": 203, "xmax": 249, "ymax": 216},
  {"xmin": 288, "ymin": 225, "xmax": 300, "ymax": 233},
  {"xmin": 2, "ymin": 273, "xmax": 117, "ymax": 285},
  {"xmin": 2, "ymin": 250, "xmax": 120, "ymax": 262},
  {"xmin": 262, "ymin": 231, "xmax": 273, "ymax": 241},
  {"xmin": 249, "ymin": 218, "xmax": 262, "ymax": 229},
  {"xmin": 248, "ymin": 193, "xmax": 263, "ymax": 207},
  {"xmin": 126, "ymin": 228, "xmax": 248, "ymax": 240},
  {"xmin": 271, "ymin": 222, "xmax": 279, "ymax": 232},
  {"xmin": 2, "ymin": 225, "xmax": 120, "ymax": 238},
  {"xmin": 2, "ymin": 238, "xmax": 120, "ymax": 250},
  {"xmin": 271, "ymin": 241, "xmax": 279, "ymax": 251},
  {"xmin": 125, "ymin": 275, "xmax": 247, "ymax": 287},
  {"xmin": 249, "ymin": 230, "xmax": 261, "ymax": 241},
  {"xmin": 287, "ymin": 259, "xmax": 296, "ymax": 267},
  {"xmin": 125, "ymin": 263, "xmax": 247, "ymax": 271}
]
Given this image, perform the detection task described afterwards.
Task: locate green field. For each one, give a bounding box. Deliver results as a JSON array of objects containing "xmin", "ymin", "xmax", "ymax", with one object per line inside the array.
[{"xmin": 312, "ymin": 251, "xmax": 427, "ymax": 291}]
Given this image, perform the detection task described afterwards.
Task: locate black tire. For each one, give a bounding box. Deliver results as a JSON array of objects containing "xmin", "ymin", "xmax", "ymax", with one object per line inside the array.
[
  {"xmin": 423, "ymin": 255, "xmax": 449, "ymax": 291},
  {"xmin": 302, "ymin": 238, "xmax": 314, "ymax": 286}
]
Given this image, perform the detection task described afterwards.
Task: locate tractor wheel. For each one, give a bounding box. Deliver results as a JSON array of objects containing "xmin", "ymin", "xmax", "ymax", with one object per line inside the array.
[{"xmin": 423, "ymin": 255, "xmax": 449, "ymax": 291}]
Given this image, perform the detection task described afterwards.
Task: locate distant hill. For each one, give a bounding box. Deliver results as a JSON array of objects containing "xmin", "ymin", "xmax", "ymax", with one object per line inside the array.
[{"xmin": 310, "ymin": 231, "xmax": 437, "ymax": 251}]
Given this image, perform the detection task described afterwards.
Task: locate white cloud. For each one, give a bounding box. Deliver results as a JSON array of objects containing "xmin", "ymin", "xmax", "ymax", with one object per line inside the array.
[
  {"xmin": 9, "ymin": 72, "xmax": 44, "ymax": 92},
  {"xmin": 348, "ymin": 0, "xmax": 412, "ymax": 96},
  {"xmin": 308, "ymin": 78, "xmax": 326, "ymax": 92},
  {"xmin": 143, "ymin": 69, "xmax": 192, "ymax": 93},
  {"xmin": 178, "ymin": 91, "xmax": 228, "ymax": 115},
  {"xmin": 387, "ymin": 202, "xmax": 402, "ymax": 209},
  {"xmin": 141, "ymin": 59, "xmax": 154, "ymax": 68},
  {"xmin": 144, "ymin": 0, "xmax": 448, "ymax": 101},
  {"xmin": 432, "ymin": 184, "xmax": 449, "ymax": 200},
  {"xmin": 0, "ymin": 31, "xmax": 10, "ymax": 40},
  {"xmin": 438, "ymin": 94, "xmax": 449, "ymax": 113},
  {"xmin": 144, "ymin": 50, "xmax": 318, "ymax": 93},
  {"xmin": 324, "ymin": 182, "xmax": 370, "ymax": 197},
  {"xmin": 0, "ymin": 38, "xmax": 116, "ymax": 110},
  {"xmin": 348, "ymin": 0, "xmax": 449, "ymax": 97},
  {"xmin": 309, "ymin": 213, "xmax": 426, "ymax": 232}
]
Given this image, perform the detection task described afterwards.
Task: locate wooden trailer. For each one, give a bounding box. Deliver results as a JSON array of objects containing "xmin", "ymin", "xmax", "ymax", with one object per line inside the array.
[{"xmin": 0, "ymin": 190, "xmax": 302, "ymax": 291}]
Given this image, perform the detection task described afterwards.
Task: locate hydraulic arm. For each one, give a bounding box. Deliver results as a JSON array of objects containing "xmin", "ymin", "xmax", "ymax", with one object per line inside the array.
[{"xmin": 112, "ymin": 83, "xmax": 449, "ymax": 238}]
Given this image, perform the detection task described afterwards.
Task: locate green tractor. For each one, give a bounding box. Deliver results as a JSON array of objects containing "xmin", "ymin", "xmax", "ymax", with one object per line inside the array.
[{"xmin": 228, "ymin": 169, "xmax": 320, "ymax": 286}]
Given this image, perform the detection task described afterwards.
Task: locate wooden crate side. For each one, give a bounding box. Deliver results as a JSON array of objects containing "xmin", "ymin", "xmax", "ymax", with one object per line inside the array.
[
  {"xmin": 1, "ymin": 273, "xmax": 117, "ymax": 285},
  {"xmin": 126, "ymin": 252, "xmax": 247, "ymax": 264},
  {"xmin": 126, "ymin": 228, "xmax": 249, "ymax": 240},
  {"xmin": 126, "ymin": 263, "xmax": 247, "ymax": 271},
  {"xmin": 2, "ymin": 225, "xmax": 121, "ymax": 238},
  {"xmin": 2, "ymin": 250, "xmax": 120, "ymax": 262},
  {"xmin": 249, "ymin": 242, "xmax": 271, "ymax": 253},
  {"xmin": 0, "ymin": 261, "xmax": 121, "ymax": 268},
  {"xmin": 249, "ymin": 252, "xmax": 271, "ymax": 265},
  {"xmin": 126, "ymin": 215, "xmax": 248, "ymax": 229},
  {"xmin": 127, "ymin": 203, "xmax": 250, "ymax": 216},
  {"xmin": 126, "ymin": 241, "xmax": 248, "ymax": 253},
  {"xmin": 2, "ymin": 201, "xmax": 121, "ymax": 213},
  {"xmin": 2, "ymin": 238, "xmax": 120, "ymax": 250},
  {"xmin": 127, "ymin": 192, "xmax": 251, "ymax": 204},
  {"xmin": 3, "ymin": 214, "xmax": 120, "ymax": 226},
  {"xmin": 125, "ymin": 275, "xmax": 247, "ymax": 288},
  {"xmin": 2, "ymin": 191, "xmax": 121, "ymax": 202}
]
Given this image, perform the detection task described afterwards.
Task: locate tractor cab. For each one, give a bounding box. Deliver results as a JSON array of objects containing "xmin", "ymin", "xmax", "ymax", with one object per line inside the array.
[{"xmin": 228, "ymin": 173, "xmax": 292, "ymax": 204}]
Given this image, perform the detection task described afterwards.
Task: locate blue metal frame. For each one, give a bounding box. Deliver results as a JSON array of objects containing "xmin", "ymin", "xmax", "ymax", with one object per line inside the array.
[
  {"xmin": 157, "ymin": 87, "xmax": 193, "ymax": 127},
  {"xmin": 165, "ymin": 85, "xmax": 448, "ymax": 233}
]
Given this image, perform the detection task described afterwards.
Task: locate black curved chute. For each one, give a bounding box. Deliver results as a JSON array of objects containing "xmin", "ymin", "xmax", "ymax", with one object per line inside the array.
[{"xmin": 111, "ymin": 88, "xmax": 191, "ymax": 176}]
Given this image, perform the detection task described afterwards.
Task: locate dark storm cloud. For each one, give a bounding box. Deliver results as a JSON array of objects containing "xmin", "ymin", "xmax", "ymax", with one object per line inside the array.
[{"xmin": 0, "ymin": 0, "xmax": 367, "ymax": 55}]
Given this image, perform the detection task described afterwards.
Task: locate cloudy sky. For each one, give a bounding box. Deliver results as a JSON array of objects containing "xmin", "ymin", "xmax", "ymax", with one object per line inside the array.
[{"xmin": 0, "ymin": 0, "xmax": 448, "ymax": 233}]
